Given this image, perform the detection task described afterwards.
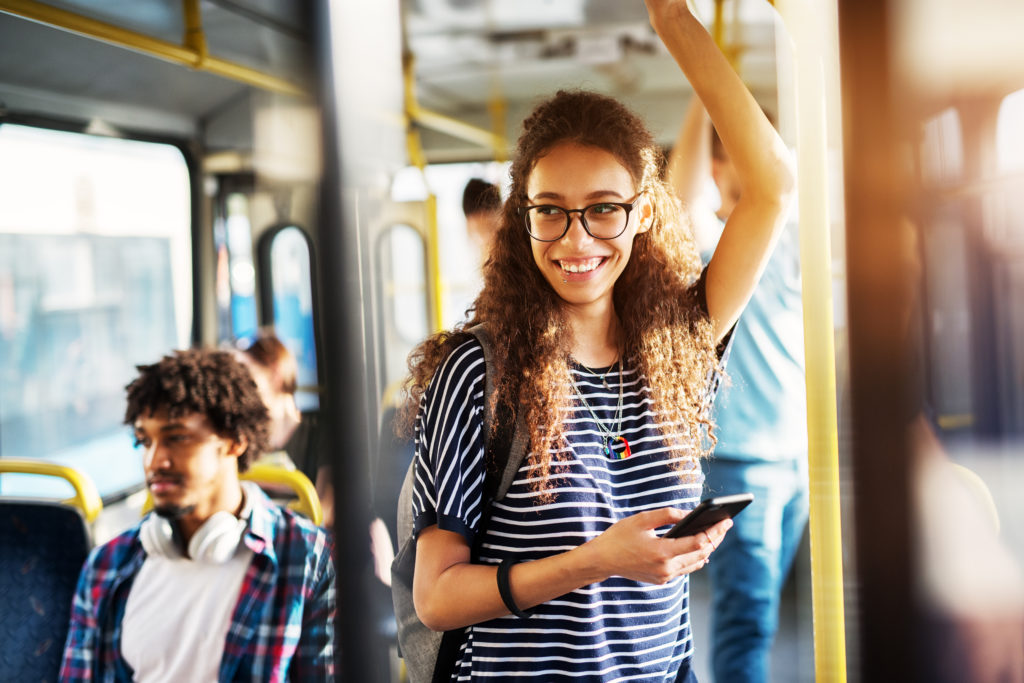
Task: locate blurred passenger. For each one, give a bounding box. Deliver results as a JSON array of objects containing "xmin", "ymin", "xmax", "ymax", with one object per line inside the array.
[
  {"xmin": 236, "ymin": 333, "xmax": 302, "ymax": 466},
  {"xmin": 667, "ymin": 96, "xmax": 807, "ymax": 683},
  {"xmin": 238, "ymin": 332, "xmax": 330, "ymax": 514},
  {"xmin": 462, "ymin": 177, "xmax": 502, "ymax": 263},
  {"xmin": 60, "ymin": 349, "xmax": 334, "ymax": 681}
]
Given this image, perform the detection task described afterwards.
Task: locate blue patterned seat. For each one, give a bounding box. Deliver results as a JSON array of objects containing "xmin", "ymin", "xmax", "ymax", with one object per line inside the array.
[{"xmin": 0, "ymin": 501, "xmax": 92, "ymax": 682}]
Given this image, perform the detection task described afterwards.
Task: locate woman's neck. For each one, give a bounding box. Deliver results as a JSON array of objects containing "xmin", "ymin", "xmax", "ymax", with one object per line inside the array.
[{"xmin": 566, "ymin": 301, "xmax": 621, "ymax": 368}]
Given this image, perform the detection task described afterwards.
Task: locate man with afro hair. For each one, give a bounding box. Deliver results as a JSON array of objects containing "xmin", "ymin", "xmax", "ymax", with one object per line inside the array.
[{"xmin": 61, "ymin": 349, "xmax": 335, "ymax": 682}]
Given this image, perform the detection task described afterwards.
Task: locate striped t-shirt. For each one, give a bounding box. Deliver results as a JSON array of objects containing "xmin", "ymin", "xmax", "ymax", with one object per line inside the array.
[{"xmin": 412, "ymin": 339, "xmax": 717, "ymax": 681}]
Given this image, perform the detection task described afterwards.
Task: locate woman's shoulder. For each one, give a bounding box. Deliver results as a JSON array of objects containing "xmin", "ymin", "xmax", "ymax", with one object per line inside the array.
[
  {"xmin": 429, "ymin": 334, "xmax": 487, "ymax": 397},
  {"xmin": 440, "ymin": 333, "xmax": 485, "ymax": 369}
]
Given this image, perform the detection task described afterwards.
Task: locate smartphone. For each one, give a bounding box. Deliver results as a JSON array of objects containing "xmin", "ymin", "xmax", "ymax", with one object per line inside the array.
[{"xmin": 662, "ymin": 493, "xmax": 754, "ymax": 539}]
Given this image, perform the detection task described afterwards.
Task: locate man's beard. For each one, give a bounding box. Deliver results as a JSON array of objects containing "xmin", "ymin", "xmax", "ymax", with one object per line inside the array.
[{"xmin": 154, "ymin": 503, "xmax": 196, "ymax": 519}]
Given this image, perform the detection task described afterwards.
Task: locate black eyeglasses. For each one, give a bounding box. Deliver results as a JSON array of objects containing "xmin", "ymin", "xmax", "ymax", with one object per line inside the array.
[{"xmin": 518, "ymin": 195, "xmax": 641, "ymax": 242}]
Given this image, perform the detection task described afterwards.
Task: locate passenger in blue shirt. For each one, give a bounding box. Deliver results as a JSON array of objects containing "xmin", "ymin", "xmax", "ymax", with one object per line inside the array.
[
  {"xmin": 668, "ymin": 96, "xmax": 808, "ymax": 683},
  {"xmin": 398, "ymin": 1, "xmax": 795, "ymax": 680}
]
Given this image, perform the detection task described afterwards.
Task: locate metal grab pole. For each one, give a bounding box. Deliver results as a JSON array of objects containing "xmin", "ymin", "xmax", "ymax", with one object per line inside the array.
[{"xmin": 772, "ymin": 1, "xmax": 848, "ymax": 680}]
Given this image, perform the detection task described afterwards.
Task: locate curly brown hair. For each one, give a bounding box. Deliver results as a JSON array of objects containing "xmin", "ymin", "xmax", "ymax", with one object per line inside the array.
[
  {"xmin": 401, "ymin": 90, "xmax": 720, "ymax": 493},
  {"xmin": 124, "ymin": 349, "xmax": 271, "ymax": 472}
]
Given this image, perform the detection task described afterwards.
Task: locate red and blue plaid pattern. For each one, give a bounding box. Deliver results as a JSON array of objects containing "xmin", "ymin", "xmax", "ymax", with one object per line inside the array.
[{"xmin": 59, "ymin": 487, "xmax": 335, "ymax": 681}]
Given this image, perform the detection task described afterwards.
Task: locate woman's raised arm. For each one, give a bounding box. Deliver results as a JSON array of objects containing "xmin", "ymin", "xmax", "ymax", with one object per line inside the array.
[{"xmin": 646, "ymin": 0, "xmax": 795, "ymax": 342}]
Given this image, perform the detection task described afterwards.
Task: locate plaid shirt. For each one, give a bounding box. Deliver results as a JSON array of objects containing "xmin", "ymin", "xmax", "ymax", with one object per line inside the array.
[{"xmin": 59, "ymin": 486, "xmax": 335, "ymax": 682}]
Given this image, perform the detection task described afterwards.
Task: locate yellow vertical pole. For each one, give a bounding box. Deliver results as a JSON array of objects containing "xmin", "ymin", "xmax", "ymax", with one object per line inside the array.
[
  {"xmin": 708, "ymin": 0, "xmax": 741, "ymax": 68},
  {"xmin": 181, "ymin": 0, "xmax": 207, "ymax": 64},
  {"xmin": 487, "ymin": 96, "xmax": 508, "ymax": 164},
  {"xmin": 484, "ymin": 0, "xmax": 508, "ymax": 164},
  {"xmin": 403, "ymin": 54, "xmax": 445, "ymax": 332},
  {"xmin": 773, "ymin": 0, "xmax": 848, "ymax": 680},
  {"xmin": 712, "ymin": 0, "xmax": 726, "ymax": 50},
  {"xmin": 423, "ymin": 194, "xmax": 443, "ymax": 332}
]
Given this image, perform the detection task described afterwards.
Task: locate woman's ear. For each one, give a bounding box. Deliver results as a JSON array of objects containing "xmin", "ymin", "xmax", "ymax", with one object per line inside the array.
[{"xmin": 636, "ymin": 196, "xmax": 655, "ymax": 233}]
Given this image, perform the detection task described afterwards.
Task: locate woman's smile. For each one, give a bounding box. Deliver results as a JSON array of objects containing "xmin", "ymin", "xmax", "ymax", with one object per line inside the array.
[{"xmin": 557, "ymin": 256, "xmax": 607, "ymax": 277}]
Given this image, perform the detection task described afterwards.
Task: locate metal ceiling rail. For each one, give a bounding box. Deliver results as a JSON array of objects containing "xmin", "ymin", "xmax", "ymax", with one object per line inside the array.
[
  {"xmin": 0, "ymin": 0, "xmax": 305, "ymax": 97},
  {"xmin": 402, "ymin": 52, "xmax": 506, "ymax": 156},
  {"xmin": 409, "ymin": 104, "xmax": 507, "ymax": 156}
]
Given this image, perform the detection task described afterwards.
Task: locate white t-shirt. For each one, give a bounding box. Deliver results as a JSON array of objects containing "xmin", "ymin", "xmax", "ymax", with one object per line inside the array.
[{"xmin": 121, "ymin": 546, "xmax": 254, "ymax": 682}]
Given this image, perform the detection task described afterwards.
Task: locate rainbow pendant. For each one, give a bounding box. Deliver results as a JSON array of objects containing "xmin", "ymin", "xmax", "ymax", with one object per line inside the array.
[{"xmin": 606, "ymin": 435, "xmax": 632, "ymax": 460}]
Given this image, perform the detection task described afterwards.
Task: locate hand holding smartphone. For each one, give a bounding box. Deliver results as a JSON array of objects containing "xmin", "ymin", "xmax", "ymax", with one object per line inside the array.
[{"xmin": 662, "ymin": 493, "xmax": 754, "ymax": 539}]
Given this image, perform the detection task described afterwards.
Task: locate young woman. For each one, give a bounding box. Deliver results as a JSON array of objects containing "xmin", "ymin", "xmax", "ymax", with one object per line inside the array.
[{"xmin": 400, "ymin": 1, "xmax": 794, "ymax": 680}]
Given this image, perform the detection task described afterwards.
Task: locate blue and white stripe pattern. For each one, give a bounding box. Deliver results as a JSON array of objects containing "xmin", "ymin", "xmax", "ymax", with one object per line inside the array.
[{"xmin": 412, "ymin": 340, "xmax": 706, "ymax": 682}]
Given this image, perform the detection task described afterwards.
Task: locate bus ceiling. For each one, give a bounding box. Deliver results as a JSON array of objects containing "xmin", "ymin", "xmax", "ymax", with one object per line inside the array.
[
  {"xmin": 402, "ymin": 0, "xmax": 781, "ymax": 163},
  {"xmin": 0, "ymin": 0, "xmax": 312, "ymax": 140},
  {"xmin": 0, "ymin": 1, "xmax": 785, "ymax": 164}
]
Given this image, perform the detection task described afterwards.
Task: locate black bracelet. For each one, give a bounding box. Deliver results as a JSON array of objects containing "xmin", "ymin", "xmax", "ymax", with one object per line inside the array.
[{"xmin": 496, "ymin": 558, "xmax": 530, "ymax": 619}]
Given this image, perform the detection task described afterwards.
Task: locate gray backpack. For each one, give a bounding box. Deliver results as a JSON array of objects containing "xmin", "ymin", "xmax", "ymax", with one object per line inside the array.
[{"xmin": 391, "ymin": 324, "xmax": 528, "ymax": 683}]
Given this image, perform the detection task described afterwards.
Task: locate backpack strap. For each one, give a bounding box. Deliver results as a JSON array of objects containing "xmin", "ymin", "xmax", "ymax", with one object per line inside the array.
[
  {"xmin": 496, "ymin": 411, "xmax": 529, "ymax": 501},
  {"xmin": 466, "ymin": 323, "xmax": 528, "ymax": 504}
]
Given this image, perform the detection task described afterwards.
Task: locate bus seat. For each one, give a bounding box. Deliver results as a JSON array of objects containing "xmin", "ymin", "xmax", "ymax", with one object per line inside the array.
[
  {"xmin": 0, "ymin": 460, "xmax": 100, "ymax": 680},
  {"xmin": 0, "ymin": 459, "xmax": 102, "ymax": 524},
  {"xmin": 140, "ymin": 464, "xmax": 323, "ymax": 526}
]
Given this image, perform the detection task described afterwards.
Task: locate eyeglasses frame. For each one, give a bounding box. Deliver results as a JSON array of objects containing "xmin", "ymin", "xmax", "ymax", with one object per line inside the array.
[{"xmin": 518, "ymin": 195, "xmax": 643, "ymax": 242}]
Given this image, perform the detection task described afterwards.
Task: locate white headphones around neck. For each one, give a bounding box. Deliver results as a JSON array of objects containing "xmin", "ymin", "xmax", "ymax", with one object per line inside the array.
[{"xmin": 140, "ymin": 488, "xmax": 251, "ymax": 564}]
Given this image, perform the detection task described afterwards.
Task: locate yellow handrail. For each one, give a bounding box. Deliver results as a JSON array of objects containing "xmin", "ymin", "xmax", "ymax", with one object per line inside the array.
[
  {"xmin": 242, "ymin": 464, "xmax": 322, "ymax": 526},
  {"xmin": 401, "ymin": 52, "xmax": 506, "ymax": 157},
  {"xmin": 773, "ymin": 0, "xmax": 848, "ymax": 679},
  {"xmin": 408, "ymin": 105, "xmax": 506, "ymax": 155},
  {"xmin": 0, "ymin": 458, "xmax": 103, "ymax": 523},
  {"xmin": 0, "ymin": 0, "xmax": 305, "ymax": 97},
  {"xmin": 181, "ymin": 0, "xmax": 208, "ymax": 63}
]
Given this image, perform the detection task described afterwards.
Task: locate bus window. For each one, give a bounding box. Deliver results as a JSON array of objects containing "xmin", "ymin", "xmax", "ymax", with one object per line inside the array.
[
  {"xmin": 918, "ymin": 109, "xmax": 973, "ymax": 432},
  {"xmin": 989, "ymin": 88, "xmax": 1024, "ymax": 435},
  {"xmin": 0, "ymin": 124, "xmax": 191, "ymax": 498},
  {"xmin": 266, "ymin": 225, "xmax": 319, "ymax": 411},
  {"xmin": 920, "ymin": 107, "xmax": 963, "ymax": 185},
  {"xmin": 996, "ymin": 88, "xmax": 1024, "ymax": 173},
  {"xmin": 921, "ymin": 209, "xmax": 975, "ymax": 430},
  {"xmin": 215, "ymin": 192, "xmax": 259, "ymax": 345},
  {"xmin": 377, "ymin": 223, "xmax": 428, "ymax": 391}
]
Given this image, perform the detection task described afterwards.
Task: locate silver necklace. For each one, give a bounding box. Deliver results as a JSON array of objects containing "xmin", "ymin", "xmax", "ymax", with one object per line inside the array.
[
  {"xmin": 571, "ymin": 359, "xmax": 632, "ymax": 459},
  {"xmin": 575, "ymin": 358, "xmax": 617, "ymax": 392}
]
